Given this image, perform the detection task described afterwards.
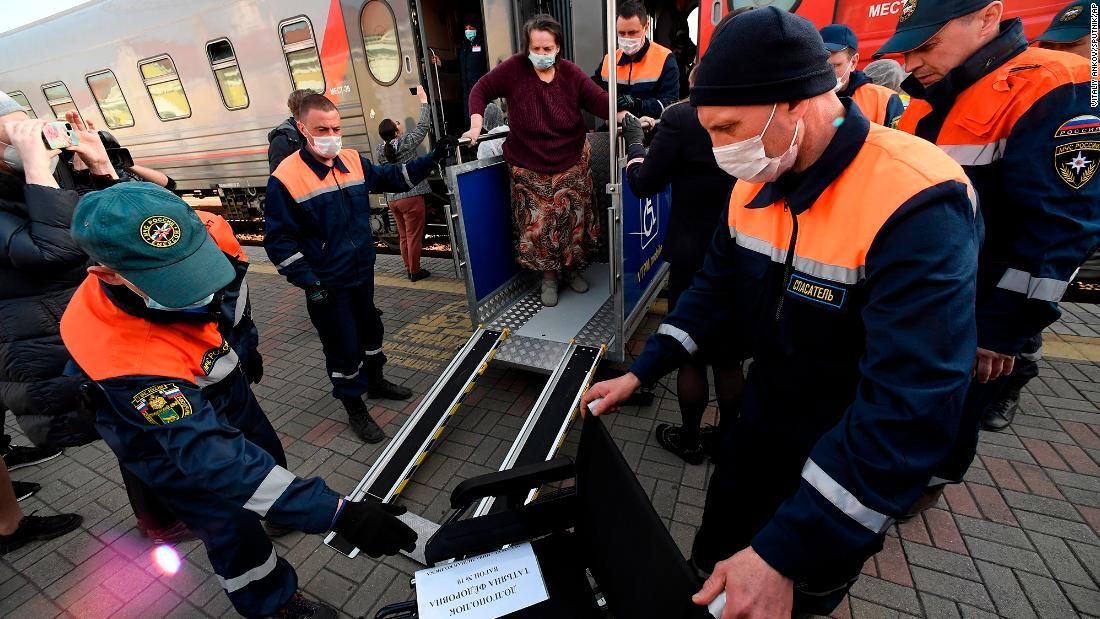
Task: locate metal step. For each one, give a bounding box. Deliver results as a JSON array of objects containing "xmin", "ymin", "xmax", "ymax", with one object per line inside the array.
[
  {"xmin": 472, "ymin": 343, "xmax": 605, "ymax": 517},
  {"xmin": 324, "ymin": 327, "xmax": 507, "ymax": 559}
]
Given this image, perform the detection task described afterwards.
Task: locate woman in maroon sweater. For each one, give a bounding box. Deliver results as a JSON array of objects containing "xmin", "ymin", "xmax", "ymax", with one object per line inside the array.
[{"xmin": 463, "ymin": 14, "xmax": 611, "ymax": 307}]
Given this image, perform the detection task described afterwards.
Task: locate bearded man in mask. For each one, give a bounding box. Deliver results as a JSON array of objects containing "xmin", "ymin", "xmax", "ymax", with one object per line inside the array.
[
  {"xmin": 264, "ymin": 94, "xmax": 452, "ymax": 443},
  {"xmin": 585, "ymin": 8, "xmax": 981, "ymax": 616}
]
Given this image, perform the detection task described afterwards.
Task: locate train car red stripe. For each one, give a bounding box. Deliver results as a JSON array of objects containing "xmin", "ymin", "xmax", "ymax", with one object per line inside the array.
[
  {"xmin": 320, "ymin": 0, "xmax": 352, "ymax": 103},
  {"xmin": 135, "ymin": 147, "xmax": 269, "ymax": 165}
]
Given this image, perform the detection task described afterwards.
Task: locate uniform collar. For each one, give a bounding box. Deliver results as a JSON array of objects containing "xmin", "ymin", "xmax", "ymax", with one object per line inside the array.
[
  {"xmin": 618, "ymin": 38, "xmax": 652, "ymax": 65},
  {"xmin": 745, "ymin": 99, "xmax": 871, "ymax": 215},
  {"xmin": 838, "ymin": 70, "xmax": 871, "ymax": 99},
  {"xmin": 298, "ymin": 146, "xmax": 349, "ymax": 179},
  {"xmin": 902, "ymin": 18, "xmax": 1027, "ymax": 107}
]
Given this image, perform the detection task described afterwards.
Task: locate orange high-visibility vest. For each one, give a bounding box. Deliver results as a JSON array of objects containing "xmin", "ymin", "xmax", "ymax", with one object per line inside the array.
[
  {"xmin": 599, "ymin": 41, "xmax": 674, "ymax": 85},
  {"xmin": 851, "ymin": 83, "xmax": 898, "ymax": 127}
]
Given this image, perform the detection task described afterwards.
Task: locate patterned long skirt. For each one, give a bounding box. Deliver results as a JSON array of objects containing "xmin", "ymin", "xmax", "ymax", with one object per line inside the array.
[{"xmin": 510, "ymin": 142, "xmax": 599, "ymax": 272}]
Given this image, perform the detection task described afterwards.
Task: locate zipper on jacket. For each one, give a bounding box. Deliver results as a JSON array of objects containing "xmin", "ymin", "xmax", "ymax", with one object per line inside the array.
[
  {"xmin": 330, "ymin": 167, "xmax": 357, "ymax": 250},
  {"xmin": 774, "ymin": 200, "xmax": 799, "ymax": 322}
]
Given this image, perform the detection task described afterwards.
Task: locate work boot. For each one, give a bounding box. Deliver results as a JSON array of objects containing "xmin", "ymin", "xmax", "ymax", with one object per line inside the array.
[
  {"xmin": 981, "ymin": 388, "xmax": 1021, "ymax": 431},
  {"xmin": 563, "ymin": 269, "xmax": 589, "ymax": 293},
  {"xmin": 2, "ymin": 444, "xmax": 63, "ymax": 471},
  {"xmin": 541, "ymin": 279, "xmax": 559, "ymax": 307},
  {"xmin": 409, "ymin": 268, "xmax": 431, "ymax": 282},
  {"xmin": 341, "ymin": 397, "xmax": 386, "ymax": 444},
  {"xmin": 137, "ymin": 519, "xmax": 196, "ymax": 545},
  {"xmin": 0, "ymin": 512, "xmax": 83, "ymax": 555},
  {"xmin": 367, "ymin": 378, "xmax": 413, "ymax": 401},
  {"xmin": 271, "ymin": 592, "xmax": 338, "ymax": 619},
  {"xmin": 898, "ymin": 485, "xmax": 945, "ymax": 522},
  {"xmin": 655, "ymin": 424, "xmax": 706, "ymax": 465},
  {"xmin": 13, "ymin": 481, "xmax": 40, "ymax": 502}
]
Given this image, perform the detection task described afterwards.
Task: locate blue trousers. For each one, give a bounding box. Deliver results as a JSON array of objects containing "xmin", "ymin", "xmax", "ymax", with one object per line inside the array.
[{"xmin": 305, "ymin": 279, "xmax": 387, "ymax": 399}]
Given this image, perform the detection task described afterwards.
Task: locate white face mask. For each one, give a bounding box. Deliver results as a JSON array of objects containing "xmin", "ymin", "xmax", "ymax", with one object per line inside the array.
[
  {"xmin": 302, "ymin": 128, "xmax": 342, "ymax": 158},
  {"xmin": 144, "ymin": 292, "xmax": 216, "ymax": 312},
  {"xmin": 0, "ymin": 139, "xmax": 59, "ymax": 175},
  {"xmin": 529, "ymin": 51, "xmax": 557, "ymax": 70},
  {"xmin": 833, "ymin": 77, "xmax": 845, "ymax": 93},
  {"xmin": 618, "ymin": 36, "xmax": 644, "ymax": 55},
  {"xmin": 711, "ymin": 104, "xmax": 801, "ymax": 183}
]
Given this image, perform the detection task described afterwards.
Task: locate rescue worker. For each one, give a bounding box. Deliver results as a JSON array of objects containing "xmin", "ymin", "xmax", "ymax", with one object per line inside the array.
[
  {"xmin": 583, "ymin": 8, "xmax": 981, "ymax": 615},
  {"xmin": 264, "ymin": 94, "xmax": 452, "ymax": 443},
  {"xmin": 820, "ymin": 24, "xmax": 905, "ymax": 127},
  {"xmin": 61, "ymin": 183, "xmax": 417, "ymax": 619},
  {"xmin": 594, "ymin": 1, "xmax": 680, "ymax": 118},
  {"xmin": 876, "ymin": 1, "xmax": 1100, "ymax": 445},
  {"xmin": 1033, "ymin": 0, "xmax": 1095, "ymax": 57}
]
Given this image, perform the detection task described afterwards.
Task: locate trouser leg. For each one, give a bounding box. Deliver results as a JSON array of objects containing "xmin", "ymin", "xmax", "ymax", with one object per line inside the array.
[
  {"xmin": 121, "ymin": 464, "xmax": 178, "ymax": 529},
  {"xmin": 212, "ymin": 376, "xmax": 287, "ymax": 468},
  {"xmin": 404, "ymin": 196, "xmax": 426, "ymax": 274},
  {"xmin": 390, "ymin": 200, "xmax": 412, "ymax": 272},
  {"xmin": 351, "ymin": 279, "xmax": 387, "ymax": 385},
  {"xmin": 306, "ymin": 288, "xmax": 371, "ymax": 399}
]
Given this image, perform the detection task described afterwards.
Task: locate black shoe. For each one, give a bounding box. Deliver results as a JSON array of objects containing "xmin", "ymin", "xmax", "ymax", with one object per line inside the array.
[
  {"xmin": 368, "ymin": 378, "xmax": 413, "ymax": 401},
  {"xmin": 981, "ymin": 389, "xmax": 1021, "ymax": 431},
  {"xmin": 348, "ymin": 410, "xmax": 386, "ymax": 444},
  {"xmin": 271, "ymin": 592, "xmax": 338, "ymax": 619},
  {"xmin": 2, "ymin": 445, "xmax": 63, "ymax": 471},
  {"xmin": 409, "ymin": 269, "xmax": 431, "ymax": 282},
  {"xmin": 13, "ymin": 481, "xmax": 40, "ymax": 502},
  {"xmin": 655, "ymin": 424, "xmax": 706, "ymax": 466},
  {"xmin": 0, "ymin": 512, "xmax": 83, "ymax": 555},
  {"xmin": 137, "ymin": 519, "xmax": 196, "ymax": 545}
]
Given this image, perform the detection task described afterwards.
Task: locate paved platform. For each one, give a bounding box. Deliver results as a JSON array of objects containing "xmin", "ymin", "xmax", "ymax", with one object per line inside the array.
[{"xmin": 2, "ymin": 248, "xmax": 1099, "ymax": 618}]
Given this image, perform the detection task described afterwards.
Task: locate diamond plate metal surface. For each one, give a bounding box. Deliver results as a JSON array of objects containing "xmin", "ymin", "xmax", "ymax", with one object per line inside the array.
[
  {"xmin": 575, "ymin": 297, "xmax": 616, "ymax": 347},
  {"xmin": 489, "ymin": 288, "xmax": 544, "ymax": 332},
  {"xmin": 494, "ymin": 335, "xmax": 570, "ymax": 372},
  {"xmin": 479, "ymin": 273, "xmax": 539, "ymax": 326}
]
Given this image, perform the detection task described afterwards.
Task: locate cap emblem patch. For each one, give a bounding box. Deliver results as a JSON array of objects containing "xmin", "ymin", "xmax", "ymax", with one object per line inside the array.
[
  {"xmin": 1062, "ymin": 5, "xmax": 1084, "ymax": 21},
  {"xmin": 899, "ymin": 0, "xmax": 918, "ymax": 23},
  {"xmin": 140, "ymin": 215, "xmax": 181, "ymax": 248}
]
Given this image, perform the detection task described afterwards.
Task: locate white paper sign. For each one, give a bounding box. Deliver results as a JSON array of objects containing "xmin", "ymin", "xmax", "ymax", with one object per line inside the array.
[{"xmin": 415, "ymin": 542, "xmax": 549, "ymax": 619}]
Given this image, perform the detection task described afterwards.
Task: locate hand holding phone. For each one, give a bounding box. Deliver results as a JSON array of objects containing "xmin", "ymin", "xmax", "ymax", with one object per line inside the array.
[{"xmin": 41, "ymin": 121, "xmax": 77, "ymax": 150}]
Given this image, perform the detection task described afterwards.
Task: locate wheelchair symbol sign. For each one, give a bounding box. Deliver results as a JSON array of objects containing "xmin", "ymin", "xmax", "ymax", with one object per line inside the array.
[{"xmin": 639, "ymin": 197, "xmax": 658, "ymax": 249}]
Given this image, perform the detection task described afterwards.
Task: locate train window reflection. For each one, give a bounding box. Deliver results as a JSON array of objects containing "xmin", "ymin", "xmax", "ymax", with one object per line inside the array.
[
  {"xmin": 207, "ymin": 39, "xmax": 250, "ymax": 110},
  {"xmin": 7, "ymin": 92, "xmax": 37, "ymax": 119},
  {"xmin": 41, "ymin": 82, "xmax": 78, "ymax": 118},
  {"xmin": 138, "ymin": 55, "xmax": 192, "ymax": 121},
  {"xmin": 361, "ymin": 1, "xmax": 402, "ymax": 86},
  {"xmin": 279, "ymin": 17, "xmax": 325, "ymax": 93},
  {"xmin": 86, "ymin": 70, "xmax": 135, "ymax": 129}
]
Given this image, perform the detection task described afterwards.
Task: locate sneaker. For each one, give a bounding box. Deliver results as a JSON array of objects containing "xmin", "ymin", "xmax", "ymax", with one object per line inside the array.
[
  {"xmin": 137, "ymin": 519, "xmax": 196, "ymax": 545},
  {"xmin": 981, "ymin": 388, "xmax": 1020, "ymax": 431},
  {"xmin": 348, "ymin": 410, "xmax": 386, "ymax": 444},
  {"xmin": 654, "ymin": 424, "xmax": 706, "ymax": 466},
  {"xmin": 409, "ymin": 269, "xmax": 431, "ymax": 282},
  {"xmin": 271, "ymin": 592, "xmax": 338, "ymax": 619},
  {"xmin": 2, "ymin": 445, "xmax": 63, "ymax": 471},
  {"xmin": 0, "ymin": 512, "xmax": 83, "ymax": 555},
  {"xmin": 367, "ymin": 378, "xmax": 413, "ymax": 401},
  {"xmin": 13, "ymin": 481, "xmax": 40, "ymax": 502},
  {"xmin": 540, "ymin": 279, "xmax": 559, "ymax": 307},
  {"xmin": 563, "ymin": 269, "xmax": 589, "ymax": 293}
]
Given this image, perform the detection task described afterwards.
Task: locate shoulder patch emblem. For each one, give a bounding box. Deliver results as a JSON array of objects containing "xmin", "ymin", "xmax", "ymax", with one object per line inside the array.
[
  {"xmin": 131, "ymin": 383, "xmax": 193, "ymax": 425},
  {"xmin": 899, "ymin": 0, "xmax": 918, "ymax": 23},
  {"xmin": 1055, "ymin": 141, "xmax": 1100, "ymax": 190},
  {"xmin": 1061, "ymin": 5, "xmax": 1084, "ymax": 21},
  {"xmin": 1055, "ymin": 115, "xmax": 1100, "ymax": 139},
  {"xmin": 140, "ymin": 215, "xmax": 182, "ymax": 248}
]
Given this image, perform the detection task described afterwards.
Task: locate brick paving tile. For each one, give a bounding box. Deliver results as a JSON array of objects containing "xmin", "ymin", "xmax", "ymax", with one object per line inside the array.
[{"xmin": 3, "ymin": 254, "xmax": 1100, "ymax": 618}]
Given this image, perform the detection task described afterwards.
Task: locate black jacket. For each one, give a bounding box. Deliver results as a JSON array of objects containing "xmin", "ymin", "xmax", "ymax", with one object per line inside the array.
[
  {"xmin": 267, "ymin": 117, "xmax": 304, "ymax": 173},
  {"xmin": 0, "ymin": 172, "xmax": 94, "ymax": 446},
  {"xmin": 625, "ymin": 101, "xmax": 734, "ymax": 269}
]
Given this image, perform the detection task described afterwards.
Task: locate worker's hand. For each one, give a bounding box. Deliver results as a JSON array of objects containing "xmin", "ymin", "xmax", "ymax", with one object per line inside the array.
[
  {"xmin": 617, "ymin": 94, "xmax": 638, "ymax": 115},
  {"xmin": 432, "ymin": 135, "xmax": 458, "ymax": 162},
  {"xmin": 692, "ymin": 547, "xmax": 793, "ymax": 619},
  {"xmin": 460, "ymin": 127, "xmax": 480, "ymax": 147},
  {"xmin": 431, "ymin": 55, "xmax": 442, "ymax": 67},
  {"xmin": 416, "ymin": 85, "xmax": 429, "ymax": 105},
  {"xmin": 581, "ymin": 372, "xmax": 641, "ymax": 416},
  {"xmin": 974, "ymin": 348, "xmax": 1015, "ymax": 383},
  {"xmin": 638, "ymin": 116, "xmax": 658, "ymax": 130},
  {"xmin": 332, "ymin": 500, "xmax": 418, "ymax": 558},
  {"xmin": 5, "ymin": 119, "xmax": 62, "ymax": 187},
  {"xmin": 65, "ymin": 111, "xmax": 116, "ymax": 178},
  {"xmin": 620, "ymin": 113, "xmax": 645, "ymax": 148},
  {"xmin": 306, "ymin": 285, "xmax": 329, "ymax": 305}
]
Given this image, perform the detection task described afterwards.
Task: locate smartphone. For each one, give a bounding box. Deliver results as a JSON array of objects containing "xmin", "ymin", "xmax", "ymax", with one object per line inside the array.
[
  {"xmin": 106, "ymin": 147, "xmax": 134, "ymax": 169},
  {"xmin": 42, "ymin": 121, "xmax": 77, "ymax": 149}
]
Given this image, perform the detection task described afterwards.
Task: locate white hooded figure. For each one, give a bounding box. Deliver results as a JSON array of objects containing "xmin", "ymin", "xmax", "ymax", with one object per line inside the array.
[{"xmin": 476, "ymin": 102, "xmax": 509, "ymax": 160}]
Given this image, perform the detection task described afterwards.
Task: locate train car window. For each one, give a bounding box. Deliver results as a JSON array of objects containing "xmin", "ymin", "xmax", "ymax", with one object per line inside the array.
[
  {"xmin": 138, "ymin": 55, "xmax": 192, "ymax": 121},
  {"xmin": 360, "ymin": 1, "xmax": 401, "ymax": 86},
  {"xmin": 6, "ymin": 92, "xmax": 37, "ymax": 119},
  {"xmin": 86, "ymin": 70, "xmax": 135, "ymax": 129},
  {"xmin": 206, "ymin": 39, "xmax": 250, "ymax": 110},
  {"xmin": 279, "ymin": 18, "xmax": 325, "ymax": 93},
  {"xmin": 41, "ymin": 82, "xmax": 78, "ymax": 118}
]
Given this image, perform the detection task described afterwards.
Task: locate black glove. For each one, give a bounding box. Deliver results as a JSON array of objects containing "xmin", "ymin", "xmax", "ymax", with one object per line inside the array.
[
  {"xmin": 617, "ymin": 94, "xmax": 638, "ymax": 115},
  {"xmin": 333, "ymin": 500, "xmax": 418, "ymax": 558},
  {"xmin": 620, "ymin": 113, "xmax": 645, "ymax": 149},
  {"xmin": 245, "ymin": 348, "xmax": 264, "ymax": 384},
  {"xmin": 306, "ymin": 284, "xmax": 328, "ymax": 304},
  {"xmin": 431, "ymin": 135, "xmax": 458, "ymax": 162}
]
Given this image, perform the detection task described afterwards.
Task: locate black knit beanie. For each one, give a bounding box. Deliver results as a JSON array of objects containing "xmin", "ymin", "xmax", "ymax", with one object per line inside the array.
[{"xmin": 690, "ymin": 7, "xmax": 836, "ymax": 107}]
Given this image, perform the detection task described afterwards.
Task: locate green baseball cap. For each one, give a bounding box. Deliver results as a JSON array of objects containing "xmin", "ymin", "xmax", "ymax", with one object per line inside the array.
[
  {"xmin": 1034, "ymin": 1, "xmax": 1094, "ymax": 43},
  {"xmin": 874, "ymin": 0, "xmax": 995, "ymax": 58},
  {"xmin": 72, "ymin": 182, "xmax": 234, "ymax": 308}
]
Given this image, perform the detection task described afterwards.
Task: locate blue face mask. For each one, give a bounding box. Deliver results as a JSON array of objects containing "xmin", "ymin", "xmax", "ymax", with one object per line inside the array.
[
  {"xmin": 465, "ymin": 29, "xmax": 477, "ymax": 42},
  {"xmin": 145, "ymin": 292, "xmax": 216, "ymax": 312},
  {"xmin": 529, "ymin": 51, "xmax": 556, "ymax": 70}
]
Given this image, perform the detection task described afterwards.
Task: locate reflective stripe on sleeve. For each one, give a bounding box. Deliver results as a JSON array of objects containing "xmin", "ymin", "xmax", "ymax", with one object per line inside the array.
[
  {"xmin": 996, "ymin": 268, "xmax": 1069, "ymax": 302},
  {"xmin": 801, "ymin": 459, "xmax": 893, "ymax": 534},
  {"xmin": 234, "ymin": 277, "xmax": 249, "ymax": 327},
  {"xmin": 218, "ymin": 548, "xmax": 278, "ymax": 592},
  {"xmin": 940, "ymin": 140, "xmax": 1006, "ymax": 166},
  {"xmin": 656, "ymin": 323, "xmax": 699, "ymax": 354},
  {"xmin": 364, "ymin": 347, "xmax": 383, "ymax": 356},
  {"xmin": 243, "ymin": 466, "xmax": 296, "ymax": 516},
  {"xmin": 277, "ymin": 252, "xmax": 304, "ymax": 270}
]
